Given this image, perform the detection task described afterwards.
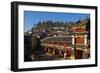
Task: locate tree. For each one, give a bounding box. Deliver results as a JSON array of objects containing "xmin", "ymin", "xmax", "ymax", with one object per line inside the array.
[
  {"xmin": 31, "ymin": 36, "xmax": 45, "ymax": 60},
  {"xmin": 24, "ymin": 34, "xmax": 32, "ymax": 61}
]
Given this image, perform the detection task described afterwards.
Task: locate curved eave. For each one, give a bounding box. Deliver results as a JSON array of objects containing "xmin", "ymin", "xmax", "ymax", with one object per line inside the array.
[{"xmin": 68, "ymin": 31, "xmax": 88, "ymax": 35}]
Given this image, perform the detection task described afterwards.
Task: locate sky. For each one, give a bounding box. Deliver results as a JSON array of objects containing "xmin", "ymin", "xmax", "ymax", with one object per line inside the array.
[{"xmin": 24, "ymin": 11, "xmax": 90, "ymax": 32}]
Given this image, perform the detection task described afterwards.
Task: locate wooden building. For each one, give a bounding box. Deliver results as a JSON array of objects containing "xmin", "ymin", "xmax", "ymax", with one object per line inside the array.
[{"xmin": 40, "ymin": 21, "xmax": 90, "ymax": 60}]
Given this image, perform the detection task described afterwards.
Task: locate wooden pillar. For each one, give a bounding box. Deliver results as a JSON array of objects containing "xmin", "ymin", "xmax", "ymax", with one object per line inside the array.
[
  {"xmin": 64, "ymin": 52, "xmax": 67, "ymax": 59},
  {"xmin": 72, "ymin": 48, "xmax": 74, "ymax": 56},
  {"xmin": 53, "ymin": 48, "xmax": 55, "ymax": 55},
  {"xmin": 72, "ymin": 35, "xmax": 75, "ymax": 45},
  {"xmin": 59, "ymin": 50, "xmax": 63, "ymax": 56},
  {"xmin": 72, "ymin": 35, "xmax": 76, "ymax": 59},
  {"xmin": 47, "ymin": 47, "xmax": 51, "ymax": 54},
  {"xmin": 84, "ymin": 35, "xmax": 87, "ymax": 46}
]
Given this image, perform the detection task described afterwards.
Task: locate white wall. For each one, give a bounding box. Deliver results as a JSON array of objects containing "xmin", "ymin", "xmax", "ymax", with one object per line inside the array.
[{"xmin": 0, "ymin": 0, "xmax": 99, "ymax": 73}]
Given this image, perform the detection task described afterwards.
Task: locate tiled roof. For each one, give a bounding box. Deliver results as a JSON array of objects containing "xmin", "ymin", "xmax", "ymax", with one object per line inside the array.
[
  {"xmin": 73, "ymin": 28, "xmax": 86, "ymax": 32},
  {"xmin": 41, "ymin": 36, "xmax": 72, "ymax": 43}
]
